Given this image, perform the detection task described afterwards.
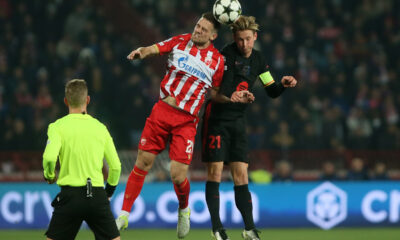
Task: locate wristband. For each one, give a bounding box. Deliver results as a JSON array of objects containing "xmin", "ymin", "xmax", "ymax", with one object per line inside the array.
[
  {"xmin": 259, "ymin": 71, "xmax": 274, "ymax": 86},
  {"xmin": 105, "ymin": 183, "xmax": 117, "ymax": 198}
]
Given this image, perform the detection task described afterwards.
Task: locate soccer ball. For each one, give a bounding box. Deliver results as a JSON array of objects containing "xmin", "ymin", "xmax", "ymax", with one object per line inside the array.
[{"xmin": 213, "ymin": 0, "xmax": 242, "ymax": 25}]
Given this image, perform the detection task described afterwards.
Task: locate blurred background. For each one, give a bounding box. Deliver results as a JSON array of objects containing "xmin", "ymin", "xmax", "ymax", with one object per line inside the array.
[
  {"xmin": 1, "ymin": 0, "xmax": 399, "ymax": 183},
  {"xmin": 1, "ymin": 0, "xmax": 400, "ymax": 236}
]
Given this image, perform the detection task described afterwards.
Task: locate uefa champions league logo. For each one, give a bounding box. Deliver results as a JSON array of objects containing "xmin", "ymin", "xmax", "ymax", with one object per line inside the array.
[{"xmin": 307, "ymin": 182, "xmax": 347, "ymax": 229}]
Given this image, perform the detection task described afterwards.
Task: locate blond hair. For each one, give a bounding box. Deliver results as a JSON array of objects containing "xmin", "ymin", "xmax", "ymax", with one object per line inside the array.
[
  {"xmin": 65, "ymin": 79, "xmax": 88, "ymax": 108},
  {"xmin": 231, "ymin": 15, "xmax": 259, "ymax": 33}
]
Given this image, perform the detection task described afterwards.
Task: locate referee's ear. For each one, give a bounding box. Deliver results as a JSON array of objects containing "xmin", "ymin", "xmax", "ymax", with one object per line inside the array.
[
  {"xmin": 64, "ymin": 97, "xmax": 69, "ymax": 107},
  {"xmin": 86, "ymin": 96, "xmax": 90, "ymax": 106}
]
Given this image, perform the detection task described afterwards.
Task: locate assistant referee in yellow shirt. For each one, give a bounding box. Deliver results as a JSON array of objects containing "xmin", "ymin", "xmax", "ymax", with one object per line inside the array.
[{"xmin": 43, "ymin": 79, "xmax": 121, "ymax": 240}]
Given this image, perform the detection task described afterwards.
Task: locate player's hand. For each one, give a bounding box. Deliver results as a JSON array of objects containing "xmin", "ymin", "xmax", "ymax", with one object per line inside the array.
[
  {"xmin": 231, "ymin": 90, "xmax": 255, "ymax": 103},
  {"xmin": 127, "ymin": 48, "xmax": 143, "ymax": 60},
  {"xmin": 281, "ymin": 76, "xmax": 297, "ymax": 87},
  {"xmin": 43, "ymin": 171, "xmax": 57, "ymax": 184},
  {"xmin": 44, "ymin": 175, "xmax": 57, "ymax": 184}
]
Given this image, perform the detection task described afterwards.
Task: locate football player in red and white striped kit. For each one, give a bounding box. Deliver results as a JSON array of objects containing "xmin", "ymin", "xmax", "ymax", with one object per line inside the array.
[{"xmin": 116, "ymin": 12, "xmax": 254, "ymax": 239}]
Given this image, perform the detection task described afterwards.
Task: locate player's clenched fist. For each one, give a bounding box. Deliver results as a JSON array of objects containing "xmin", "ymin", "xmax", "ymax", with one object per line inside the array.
[
  {"xmin": 231, "ymin": 90, "xmax": 255, "ymax": 103},
  {"xmin": 281, "ymin": 76, "xmax": 297, "ymax": 87}
]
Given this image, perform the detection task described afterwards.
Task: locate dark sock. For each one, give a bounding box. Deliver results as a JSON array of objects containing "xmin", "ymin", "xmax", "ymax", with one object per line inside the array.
[
  {"xmin": 234, "ymin": 184, "xmax": 255, "ymax": 230},
  {"xmin": 206, "ymin": 181, "xmax": 223, "ymax": 231}
]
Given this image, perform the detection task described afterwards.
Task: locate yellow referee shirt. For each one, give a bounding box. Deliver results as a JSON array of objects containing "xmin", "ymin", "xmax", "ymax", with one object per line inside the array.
[{"xmin": 42, "ymin": 113, "xmax": 121, "ymax": 187}]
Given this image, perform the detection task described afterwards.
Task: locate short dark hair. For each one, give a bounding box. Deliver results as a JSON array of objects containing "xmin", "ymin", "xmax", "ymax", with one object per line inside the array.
[
  {"xmin": 201, "ymin": 12, "xmax": 221, "ymax": 31},
  {"xmin": 65, "ymin": 79, "xmax": 88, "ymax": 108}
]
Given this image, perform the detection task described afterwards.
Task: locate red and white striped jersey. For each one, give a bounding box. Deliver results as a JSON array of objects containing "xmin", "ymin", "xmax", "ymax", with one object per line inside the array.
[{"xmin": 155, "ymin": 33, "xmax": 224, "ymax": 116}]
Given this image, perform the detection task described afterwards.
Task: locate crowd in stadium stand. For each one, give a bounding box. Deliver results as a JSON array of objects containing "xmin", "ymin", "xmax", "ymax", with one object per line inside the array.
[{"xmin": 0, "ymin": 0, "xmax": 399, "ymax": 179}]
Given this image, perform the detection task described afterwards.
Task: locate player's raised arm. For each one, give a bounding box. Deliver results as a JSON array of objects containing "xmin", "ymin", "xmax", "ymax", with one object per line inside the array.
[
  {"xmin": 260, "ymin": 70, "xmax": 298, "ymax": 98},
  {"xmin": 127, "ymin": 44, "xmax": 159, "ymax": 60}
]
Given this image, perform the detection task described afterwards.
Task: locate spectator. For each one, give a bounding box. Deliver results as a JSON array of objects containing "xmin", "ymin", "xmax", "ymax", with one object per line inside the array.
[
  {"xmin": 0, "ymin": 0, "xmax": 399, "ymax": 180},
  {"xmin": 249, "ymin": 169, "xmax": 272, "ymax": 184},
  {"xmin": 272, "ymin": 161, "xmax": 293, "ymax": 182},
  {"xmin": 319, "ymin": 161, "xmax": 339, "ymax": 181},
  {"xmin": 270, "ymin": 121, "xmax": 295, "ymax": 151},
  {"xmin": 296, "ymin": 122, "xmax": 322, "ymax": 149},
  {"xmin": 371, "ymin": 162, "xmax": 390, "ymax": 181},
  {"xmin": 346, "ymin": 158, "xmax": 369, "ymax": 181}
]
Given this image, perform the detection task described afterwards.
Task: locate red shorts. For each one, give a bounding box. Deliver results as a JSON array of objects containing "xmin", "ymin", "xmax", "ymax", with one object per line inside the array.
[{"xmin": 138, "ymin": 100, "xmax": 198, "ymax": 165}]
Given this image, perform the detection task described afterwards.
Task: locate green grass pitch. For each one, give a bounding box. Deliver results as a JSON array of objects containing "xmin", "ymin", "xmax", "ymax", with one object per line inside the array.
[{"xmin": 0, "ymin": 228, "xmax": 399, "ymax": 240}]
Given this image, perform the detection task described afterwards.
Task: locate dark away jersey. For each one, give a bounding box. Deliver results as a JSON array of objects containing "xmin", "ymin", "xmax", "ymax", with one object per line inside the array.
[{"xmin": 207, "ymin": 42, "xmax": 269, "ymax": 120}]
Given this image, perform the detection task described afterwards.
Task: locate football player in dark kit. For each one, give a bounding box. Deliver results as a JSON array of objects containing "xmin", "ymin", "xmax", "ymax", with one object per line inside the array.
[{"xmin": 202, "ymin": 15, "xmax": 297, "ymax": 240}]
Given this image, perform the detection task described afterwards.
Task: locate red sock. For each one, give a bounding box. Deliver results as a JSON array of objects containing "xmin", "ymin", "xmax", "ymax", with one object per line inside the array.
[
  {"xmin": 174, "ymin": 178, "xmax": 190, "ymax": 209},
  {"xmin": 122, "ymin": 166, "xmax": 148, "ymax": 212}
]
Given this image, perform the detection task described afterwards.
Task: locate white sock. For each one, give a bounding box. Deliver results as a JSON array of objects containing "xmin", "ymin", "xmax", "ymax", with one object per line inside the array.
[
  {"xmin": 120, "ymin": 210, "xmax": 129, "ymax": 217},
  {"xmin": 179, "ymin": 206, "xmax": 189, "ymax": 213}
]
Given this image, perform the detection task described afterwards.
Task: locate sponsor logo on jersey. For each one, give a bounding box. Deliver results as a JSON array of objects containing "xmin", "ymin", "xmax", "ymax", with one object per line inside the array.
[
  {"xmin": 234, "ymin": 61, "xmax": 251, "ymax": 75},
  {"xmin": 242, "ymin": 65, "xmax": 251, "ymax": 75},
  {"xmin": 178, "ymin": 56, "xmax": 207, "ymax": 80},
  {"xmin": 205, "ymin": 56, "xmax": 212, "ymax": 66},
  {"xmin": 236, "ymin": 81, "xmax": 249, "ymax": 91}
]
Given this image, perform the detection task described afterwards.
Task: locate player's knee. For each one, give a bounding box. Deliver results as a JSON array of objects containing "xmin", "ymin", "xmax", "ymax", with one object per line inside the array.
[
  {"xmin": 112, "ymin": 237, "xmax": 121, "ymax": 240},
  {"xmin": 170, "ymin": 160, "xmax": 189, "ymax": 184},
  {"xmin": 136, "ymin": 151, "xmax": 155, "ymax": 171},
  {"xmin": 207, "ymin": 163, "xmax": 223, "ymax": 182},
  {"xmin": 170, "ymin": 172, "xmax": 185, "ymax": 184},
  {"xmin": 170, "ymin": 168, "xmax": 185, "ymax": 184},
  {"xmin": 232, "ymin": 171, "xmax": 248, "ymax": 185},
  {"xmin": 207, "ymin": 169, "xmax": 222, "ymax": 182}
]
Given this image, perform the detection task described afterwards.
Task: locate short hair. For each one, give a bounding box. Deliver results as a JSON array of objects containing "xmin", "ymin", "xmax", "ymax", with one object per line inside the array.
[
  {"xmin": 201, "ymin": 12, "xmax": 221, "ymax": 31},
  {"xmin": 65, "ymin": 79, "xmax": 88, "ymax": 108},
  {"xmin": 231, "ymin": 15, "xmax": 259, "ymax": 34}
]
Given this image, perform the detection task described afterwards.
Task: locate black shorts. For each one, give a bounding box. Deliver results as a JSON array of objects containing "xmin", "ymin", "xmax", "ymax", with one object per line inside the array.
[
  {"xmin": 45, "ymin": 186, "xmax": 119, "ymax": 240},
  {"xmin": 202, "ymin": 117, "xmax": 248, "ymax": 163}
]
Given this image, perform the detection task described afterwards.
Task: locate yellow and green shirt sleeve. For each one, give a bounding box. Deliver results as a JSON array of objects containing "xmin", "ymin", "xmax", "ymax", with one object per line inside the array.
[
  {"xmin": 43, "ymin": 123, "xmax": 61, "ymax": 180},
  {"xmin": 104, "ymin": 129, "xmax": 121, "ymax": 186}
]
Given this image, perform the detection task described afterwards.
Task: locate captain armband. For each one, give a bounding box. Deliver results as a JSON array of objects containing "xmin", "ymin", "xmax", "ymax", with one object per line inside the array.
[{"xmin": 259, "ymin": 71, "xmax": 275, "ymax": 87}]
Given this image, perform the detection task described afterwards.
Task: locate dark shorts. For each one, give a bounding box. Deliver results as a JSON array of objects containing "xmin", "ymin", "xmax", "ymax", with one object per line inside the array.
[
  {"xmin": 45, "ymin": 186, "xmax": 119, "ymax": 240},
  {"xmin": 202, "ymin": 116, "xmax": 248, "ymax": 163}
]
